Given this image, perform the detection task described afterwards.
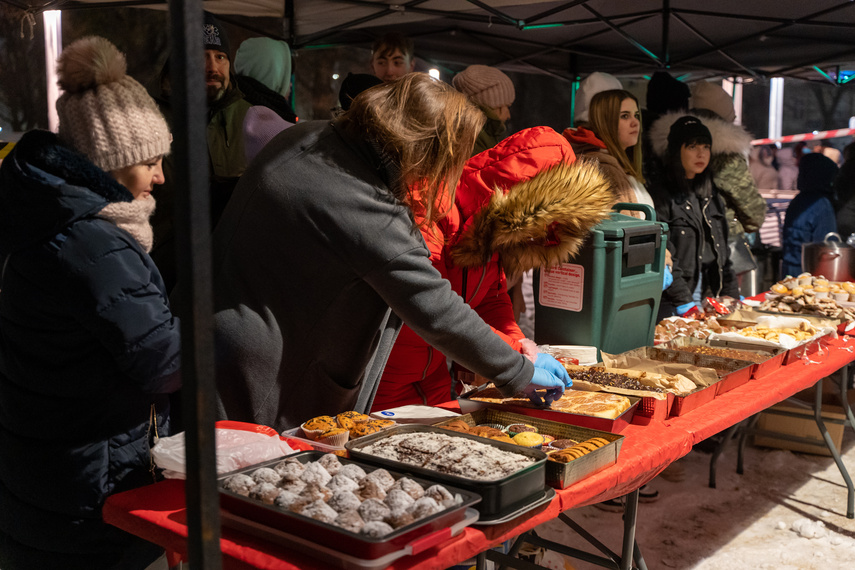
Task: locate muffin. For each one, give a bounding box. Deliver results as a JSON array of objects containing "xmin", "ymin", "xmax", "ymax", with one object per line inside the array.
[
  {"xmin": 301, "ymin": 415, "xmax": 338, "ymax": 440},
  {"xmin": 512, "ymin": 432, "xmax": 545, "ymax": 448},
  {"xmin": 336, "ymin": 411, "xmax": 369, "ymax": 430},
  {"xmin": 367, "ymin": 419, "xmax": 396, "ymax": 429},
  {"xmin": 350, "ymin": 423, "xmax": 383, "ymax": 439},
  {"xmin": 316, "ymin": 427, "xmax": 349, "ymax": 446}
]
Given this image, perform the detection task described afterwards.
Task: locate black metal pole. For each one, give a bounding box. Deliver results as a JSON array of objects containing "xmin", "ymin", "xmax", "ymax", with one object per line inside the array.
[{"xmin": 168, "ymin": 0, "xmax": 222, "ymax": 567}]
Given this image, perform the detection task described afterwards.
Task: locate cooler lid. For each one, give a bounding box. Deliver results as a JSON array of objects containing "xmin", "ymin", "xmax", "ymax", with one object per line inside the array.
[{"xmin": 593, "ymin": 211, "xmax": 667, "ymax": 241}]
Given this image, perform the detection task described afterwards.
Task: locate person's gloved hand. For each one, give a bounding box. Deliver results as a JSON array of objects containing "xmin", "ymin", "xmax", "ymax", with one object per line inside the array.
[
  {"xmin": 523, "ymin": 353, "xmax": 572, "ymax": 406},
  {"xmin": 662, "ymin": 265, "xmax": 674, "ymax": 291},
  {"xmin": 676, "ymin": 302, "xmax": 701, "ymax": 317}
]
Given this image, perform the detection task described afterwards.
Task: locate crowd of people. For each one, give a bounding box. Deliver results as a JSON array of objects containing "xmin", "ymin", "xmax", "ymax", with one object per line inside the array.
[{"xmin": 1, "ymin": 12, "xmax": 855, "ymax": 569}]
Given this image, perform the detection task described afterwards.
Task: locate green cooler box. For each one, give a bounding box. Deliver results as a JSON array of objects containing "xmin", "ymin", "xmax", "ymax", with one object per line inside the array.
[{"xmin": 534, "ymin": 204, "xmax": 668, "ymax": 360}]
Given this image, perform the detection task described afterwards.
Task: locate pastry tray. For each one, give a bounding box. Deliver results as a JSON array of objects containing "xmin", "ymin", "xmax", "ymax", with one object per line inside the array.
[
  {"xmin": 221, "ymin": 507, "xmax": 479, "ymax": 570},
  {"xmin": 662, "ymin": 336, "xmax": 787, "ymax": 382},
  {"xmin": 345, "ymin": 424, "xmax": 546, "ymax": 519},
  {"xmin": 433, "ymin": 409, "xmax": 624, "ymax": 490},
  {"xmin": 457, "ymin": 392, "xmax": 640, "ymax": 433},
  {"xmin": 218, "ymin": 451, "xmax": 481, "ymax": 561}
]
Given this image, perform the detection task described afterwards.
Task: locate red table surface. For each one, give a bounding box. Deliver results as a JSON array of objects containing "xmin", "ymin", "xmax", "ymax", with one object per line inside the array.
[{"xmin": 103, "ymin": 335, "xmax": 855, "ymax": 570}]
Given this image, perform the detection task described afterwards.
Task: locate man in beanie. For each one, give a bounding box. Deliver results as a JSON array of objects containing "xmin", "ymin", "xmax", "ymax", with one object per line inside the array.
[
  {"xmin": 452, "ymin": 64, "xmax": 516, "ymax": 156},
  {"xmin": 0, "ymin": 36, "xmax": 181, "ymax": 569},
  {"xmin": 149, "ymin": 11, "xmax": 253, "ymax": 292},
  {"xmin": 370, "ymin": 32, "xmax": 416, "ymax": 82}
]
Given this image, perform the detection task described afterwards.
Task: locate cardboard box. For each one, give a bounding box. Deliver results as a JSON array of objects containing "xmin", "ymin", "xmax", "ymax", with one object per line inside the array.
[{"xmin": 753, "ymin": 402, "xmax": 846, "ymax": 456}]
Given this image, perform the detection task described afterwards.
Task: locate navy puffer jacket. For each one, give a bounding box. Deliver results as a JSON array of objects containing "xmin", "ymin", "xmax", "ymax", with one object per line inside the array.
[{"xmin": 0, "ymin": 130, "xmax": 181, "ymax": 568}]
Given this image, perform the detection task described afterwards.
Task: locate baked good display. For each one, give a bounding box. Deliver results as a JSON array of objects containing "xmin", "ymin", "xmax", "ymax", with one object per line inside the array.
[
  {"xmin": 670, "ymin": 344, "xmax": 769, "ymax": 363},
  {"xmin": 762, "ymin": 274, "xmax": 855, "ymax": 320},
  {"xmin": 654, "ymin": 316, "xmax": 736, "ymax": 343},
  {"xmin": 548, "ymin": 437, "xmax": 611, "ymax": 464},
  {"xmin": 562, "ymin": 364, "xmax": 696, "ymax": 396},
  {"xmin": 730, "ymin": 321, "xmax": 819, "ymax": 343},
  {"xmin": 299, "ymin": 411, "xmax": 396, "ymax": 442},
  {"xmin": 357, "ymin": 432, "xmax": 537, "ymax": 480},
  {"xmin": 221, "ymin": 453, "xmax": 464, "ymax": 537},
  {"xmin": 471, "ymin": 387, "xmax": 632, "ymax": 419}
]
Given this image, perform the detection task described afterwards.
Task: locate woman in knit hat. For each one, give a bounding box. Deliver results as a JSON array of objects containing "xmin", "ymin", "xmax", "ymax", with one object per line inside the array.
[
  {"xmin": 0, "ymin": 36, "xmax": 180, "ymax": 569},
  {"xmin": 453, "ymin": 64, "xmax": 516, "ymax": 156},
  {"xmin": 648, "ymin": 116, "xmax": 739, "ymax": 318}
]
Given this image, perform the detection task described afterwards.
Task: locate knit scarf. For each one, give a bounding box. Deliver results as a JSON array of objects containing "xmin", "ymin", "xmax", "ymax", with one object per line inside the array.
[{"xmin": 98, "ymin": 197, "xmax": 156, "ymax": 252}]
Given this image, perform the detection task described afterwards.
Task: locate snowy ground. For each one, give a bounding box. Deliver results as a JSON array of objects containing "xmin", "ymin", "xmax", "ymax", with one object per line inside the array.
[{"xmin": 532, "ymin": 426, "xmax": 855, "ymax": 569}]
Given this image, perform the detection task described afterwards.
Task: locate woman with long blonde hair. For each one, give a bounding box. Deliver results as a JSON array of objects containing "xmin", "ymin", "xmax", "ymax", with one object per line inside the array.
[
  {"xmin": 210, "ymin": 73, "xmax": 572, "ymax": 430},
  {"xmin": 564, "ymin": 89, "xmax": 655, "ymax": 216}
]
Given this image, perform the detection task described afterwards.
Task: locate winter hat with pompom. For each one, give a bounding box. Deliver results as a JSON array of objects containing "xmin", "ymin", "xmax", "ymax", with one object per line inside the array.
[
  {"xmin": 452, "ymin": 64, "xmax": 515, "ymax": 109},
  {"xmin": 56, "ymin": 36, "xmax": 171, "ymax": 172}
]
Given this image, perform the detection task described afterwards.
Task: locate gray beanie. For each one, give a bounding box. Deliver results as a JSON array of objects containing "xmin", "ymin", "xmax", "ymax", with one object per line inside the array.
[
  {"xmin": 452, "ymin": 64, "xmax": 515, "ymax": 109},
  {"xmin": 56, "ymin": 36, "xmax": 171, "ymax": 172}
]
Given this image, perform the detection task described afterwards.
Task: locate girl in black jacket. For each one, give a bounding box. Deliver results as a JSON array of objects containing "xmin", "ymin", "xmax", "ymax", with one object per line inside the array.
[{"xmin": 650, "ymin": 116, "xmax": 739, "ymax": 319}]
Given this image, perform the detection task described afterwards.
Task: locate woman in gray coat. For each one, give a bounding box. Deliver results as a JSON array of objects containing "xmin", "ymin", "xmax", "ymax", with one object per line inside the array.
[{"xmin": 210, "ymin": 74, "xmax": 571, "ymax": 432}]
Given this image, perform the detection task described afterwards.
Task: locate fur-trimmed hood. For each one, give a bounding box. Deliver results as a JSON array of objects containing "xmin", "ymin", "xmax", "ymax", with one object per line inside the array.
[
  {"xmin": 648, "ymin": 110, "xmax": 754, "ymax": 160},
  {"xmin": 450, "ymin": 126, "xmax": 614, "ymax": 277}
]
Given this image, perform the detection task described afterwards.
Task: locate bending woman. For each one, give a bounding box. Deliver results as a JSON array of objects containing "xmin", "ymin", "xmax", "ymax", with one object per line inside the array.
[
  {"xmin": 210, "ymin": 73, "xmax": 571, "ymax": 431},
  {"xmin": 0, "ymin": 38, "xmax": 181, "ymax": 569},
  {"xmin": 372, "ymin": 126, "xmax": 614, "ymax": 411},
  {"xmin": 649, "ymin": 116, "xmax": 738, "ymax": 318}
]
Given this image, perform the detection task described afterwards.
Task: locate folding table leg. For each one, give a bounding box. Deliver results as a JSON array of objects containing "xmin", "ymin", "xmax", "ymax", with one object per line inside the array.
[
  {"xmin": 736, "ymin": 414, "xmax": 761, "ymax": 475},
  {"xmin": 708, "ymin": 423, "xmax": 741, "ymax": 488},
  {"xmin": 838, "ymin": 364, "xmax": 855, "ymax": 434},
  {"xmin": 815, "ymin": 378, "xmax": 855, "ymax": 519},
  {"xmin": 620, "ymin": 489, "xmax": 640, "ymax": 570}
]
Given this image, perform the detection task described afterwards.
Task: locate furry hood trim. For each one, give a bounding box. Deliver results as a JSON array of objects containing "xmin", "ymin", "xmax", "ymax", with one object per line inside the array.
[
  {"xmin": 648, "ymin": 110, "xmax": 753, "ymax": 159},
  {"xmin": 451, "ymin": 159, "xmax": 614, "ymax": 277}
]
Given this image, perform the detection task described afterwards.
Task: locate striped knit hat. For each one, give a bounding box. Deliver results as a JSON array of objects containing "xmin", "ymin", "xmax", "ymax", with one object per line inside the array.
[{"xmin": 55, "ymin": 36, "xmax": 171, "ymax": 172}]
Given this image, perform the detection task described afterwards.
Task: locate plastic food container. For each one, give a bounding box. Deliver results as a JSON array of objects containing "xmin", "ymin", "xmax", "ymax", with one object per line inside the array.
[
  {"xmin": 434, "ymin": 409, "xmax": 624, "ymax": 489},
  {"xmin": 345, "ymin": 425, "xmax": 546, "ymax": 522},
  {"xmin": 218, "ymin": 451, "xmax": 481, "ymax": 563}
]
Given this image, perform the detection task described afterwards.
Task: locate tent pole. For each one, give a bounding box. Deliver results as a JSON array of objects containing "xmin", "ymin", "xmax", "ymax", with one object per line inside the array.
[
  {"xmin": 662, "ymin": 0, "xmax": 670, "ymax": 67},
  {"xmin": 42, "ymin": 10, "xmax": 61, "ymax": 133},
  {"xmin": 168, "ymin": 0, "xmax": 222, "ymax": 567}
]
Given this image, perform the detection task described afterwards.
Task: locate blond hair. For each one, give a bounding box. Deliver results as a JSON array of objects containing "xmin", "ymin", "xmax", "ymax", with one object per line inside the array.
[
  {"xmin": 339, "ymin": 73, "xmax": 485, "ymax": 227},
  {"xmin": 588, "ymin": 89, "xmax": 644, "ymax": 184}
]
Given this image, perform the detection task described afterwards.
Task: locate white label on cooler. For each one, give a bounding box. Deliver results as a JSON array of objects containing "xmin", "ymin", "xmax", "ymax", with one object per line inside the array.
[{"xmin": 539, "ymin": 263, "xmax": 584, "ymax": 311}]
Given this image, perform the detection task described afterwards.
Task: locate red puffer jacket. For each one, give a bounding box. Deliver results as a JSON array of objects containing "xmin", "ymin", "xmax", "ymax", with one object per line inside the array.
[{"xmin": 371, "ymin": 126, "xmax": 614, "ymax": 411}]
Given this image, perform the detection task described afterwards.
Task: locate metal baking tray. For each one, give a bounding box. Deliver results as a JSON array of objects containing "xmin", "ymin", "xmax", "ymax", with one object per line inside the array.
[
  {"xmin": 662, "ymin": 336, "xmax": 787, "ymax": 382},
  {"xmin": 218, "ymin": 451, "xmax": 481, "ymax": 561},
  {"xmin": 457, "ymin": 392, "xmax": 639, "ymax": 433},
  {"xmin": 433, "ymin": 409, "xmax": 624, "ymax": 490},
  {"xmin": 345, "ymin": 424, "xmax": 546, "ymax": 520}
]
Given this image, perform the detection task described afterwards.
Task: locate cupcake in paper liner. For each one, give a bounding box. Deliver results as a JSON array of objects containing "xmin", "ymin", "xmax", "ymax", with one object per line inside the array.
[
  {"xmin": 301, "ymin": 415, "xmax": 338, "ymax": 440},
  {"xmin": 337, "ymin": 411, "xmax": 370, "ymax": 430},
  {"xmin": 316, "ymin": 427, "xmax": 350, "ymax": 447}
]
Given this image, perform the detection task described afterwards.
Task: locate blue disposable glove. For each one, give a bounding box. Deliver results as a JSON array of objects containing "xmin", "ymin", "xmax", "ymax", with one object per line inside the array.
[
  {"xmin": 676, "ymin": 301, "xmax": 700, "ymax": 317},
  {"xmin": 662, "ymin": 265, "xmax": 674, "ymax": 291},
  {"xmin": 523, "ymin": 354, "xmax": 572, "ymax": 406}
]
